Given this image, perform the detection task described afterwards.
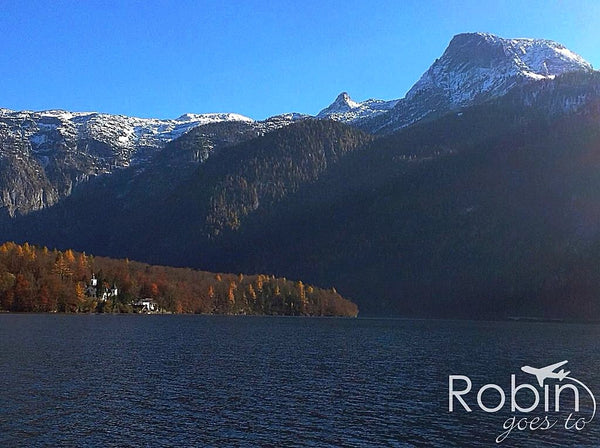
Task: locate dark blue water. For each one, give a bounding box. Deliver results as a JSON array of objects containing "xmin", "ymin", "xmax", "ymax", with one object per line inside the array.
[{"xmin": 1, "ymin": 315, "xmax": 599, "ymax": 447}]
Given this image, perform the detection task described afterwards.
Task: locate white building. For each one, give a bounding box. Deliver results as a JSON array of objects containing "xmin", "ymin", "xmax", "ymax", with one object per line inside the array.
[
  {"xmin": 86, "ymin": 274, "xmax": 118, "ymax": 301},
  {"xmin": 132, "ymin": 298, "xmax": 158, "ymax": 313}
]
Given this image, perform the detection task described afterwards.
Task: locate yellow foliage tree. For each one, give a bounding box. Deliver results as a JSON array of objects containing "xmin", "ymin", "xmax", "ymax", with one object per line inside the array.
[
  {"xmin": 65, "ymin": 249, "xmax": 76, "ymax": 264},
  {"xmin": 296, "ymin": 281, "xmax": 307, "ymax": 308},
  {"xmin": 53, "ymin": 254, "xmax": 72, "ymax": 280},
  {"xmin": 75, "ymin": 282, "xmax": 86, "ymax": 302},
  {"xmin": 255, "ymin": 275, "xmax": 265, "ymax": 292},
  {"xmin": 247, "ymin": 284, "xmax": 256, "ymax": 301},
  {"xmin": 228, "ymin": 281, "xmax": 237, "ymax": 304}
]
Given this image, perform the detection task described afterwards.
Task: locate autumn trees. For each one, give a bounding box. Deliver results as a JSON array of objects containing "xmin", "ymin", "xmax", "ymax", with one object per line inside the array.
[{"xmin": 0, "ymin": 242, "xmax": 358, "ymax": 317}]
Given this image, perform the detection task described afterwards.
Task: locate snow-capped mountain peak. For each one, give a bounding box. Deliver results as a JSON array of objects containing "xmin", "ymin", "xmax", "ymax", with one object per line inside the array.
[
  {"xmin": 405, "ymin": 32, "xmax": 593, "ymax": 106},
  {"xmin": 332, "ymin": 92, "xmax": 361, "ymax": 110},
  {"xmin": 315, "ymin": 32, "xmax": 594, "ymax": 131},
  {"xmin": 317, "ymin": 92, "xmax": 399, "ymax": 124},
  {"xmin": 338, "ymin": 32, "xmax": 596, "ymax": 134}
]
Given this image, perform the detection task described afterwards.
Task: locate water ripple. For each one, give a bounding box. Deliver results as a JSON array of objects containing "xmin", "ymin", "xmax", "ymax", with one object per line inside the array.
[{"xmin": 1, "ymin": 315, "xmax": 599, "ymax": 446}]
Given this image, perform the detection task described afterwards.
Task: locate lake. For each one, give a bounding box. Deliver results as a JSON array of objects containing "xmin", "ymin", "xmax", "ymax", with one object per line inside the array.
[{"xmin": 1, "ymin": 315, "xmax": 599, "ymax": 447}]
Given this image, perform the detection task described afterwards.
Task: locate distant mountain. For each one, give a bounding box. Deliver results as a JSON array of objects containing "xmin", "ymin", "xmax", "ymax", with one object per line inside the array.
[
  {"xmin": 1, "ymin": 33, "xmax": 591, "ymax": 218},
  {"xmin": 0, "ymin": 108, "xmax": 304, "ymax": 217},
  {"xmin": 319, "ymin": 32, "xmax": 593, "ymax": 133},
  {"xmin": 0, "ymin": 108, "xmax": 253, "ymax": 168}
]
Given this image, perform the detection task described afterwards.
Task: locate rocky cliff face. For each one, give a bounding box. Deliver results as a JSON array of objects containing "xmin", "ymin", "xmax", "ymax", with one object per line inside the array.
[{"xmin": 0, "ymin": 108, "xmax": 304, "ymax": 217}]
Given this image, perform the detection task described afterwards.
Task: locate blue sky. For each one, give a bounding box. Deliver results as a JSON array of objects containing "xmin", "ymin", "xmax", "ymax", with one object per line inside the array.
[{"xmin": 1, "ymin": 0, "xmax": 598, "ymax": 120}]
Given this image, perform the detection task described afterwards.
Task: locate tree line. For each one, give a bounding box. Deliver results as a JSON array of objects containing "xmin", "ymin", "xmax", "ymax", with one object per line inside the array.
[{"xmin": 0, "ymin": 241, "xmax": 358, "ymax": 316}]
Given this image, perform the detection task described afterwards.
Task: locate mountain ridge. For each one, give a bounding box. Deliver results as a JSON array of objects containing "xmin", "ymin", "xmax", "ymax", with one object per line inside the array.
[
  {"xmin": 4, "ymin": 73, "xmax": 600, "ymax": 317},
  {"xmin": 3, "ymin": 32, "xmax": 600, "ymax": 319},
  {"xmin": 0, "ymin": 107, "xmax": 306, "ymax": 217},
  {"xmin": 318, "ymin": 32, "xmax": 594, "ymax": 132}
]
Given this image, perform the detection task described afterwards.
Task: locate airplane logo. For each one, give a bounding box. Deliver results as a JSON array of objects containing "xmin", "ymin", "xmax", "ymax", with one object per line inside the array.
[{"xmin": 521, "ymin": 360, "xmax": 571, "ymax": 387}]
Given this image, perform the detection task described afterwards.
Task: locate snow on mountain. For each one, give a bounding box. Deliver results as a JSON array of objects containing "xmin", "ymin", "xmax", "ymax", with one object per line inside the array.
[
  {"xmin": 316, "ymin": 92, "xmax": 399, "ymax": 124},
  {"xmin": 0, "ymin": 106, "xmax": 312, "ymax": 216},
  {"xmin": 319, "ymin": 32, "xmax": 594, "ymax": 133},
  {"xmin": 405, "ymin": 32, "xmax": 592, "ymax": 107},
  {"xmin": 0, "ymin": 108, "xmax": 257, "ymax": 216},
  {"xmin": 0, "ymin": 108, "xmax": 255, "ymax": 166},
  {"xmin": 175, "ymin": 112, "xmax": 253, "ymax": 124},
  {"xmin": 0, "ymin": 32, "xmax": 595, "ymax": 216}
]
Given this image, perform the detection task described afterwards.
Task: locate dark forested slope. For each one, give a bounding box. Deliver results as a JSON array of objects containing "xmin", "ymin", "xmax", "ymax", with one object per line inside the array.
[
  {"xmin": 199, "ymin": 95, "xmax": 600, "ymax": 319},
  {"xmin": 5, "ymin": 74, "xmax": 600, "ymax": 319}
]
